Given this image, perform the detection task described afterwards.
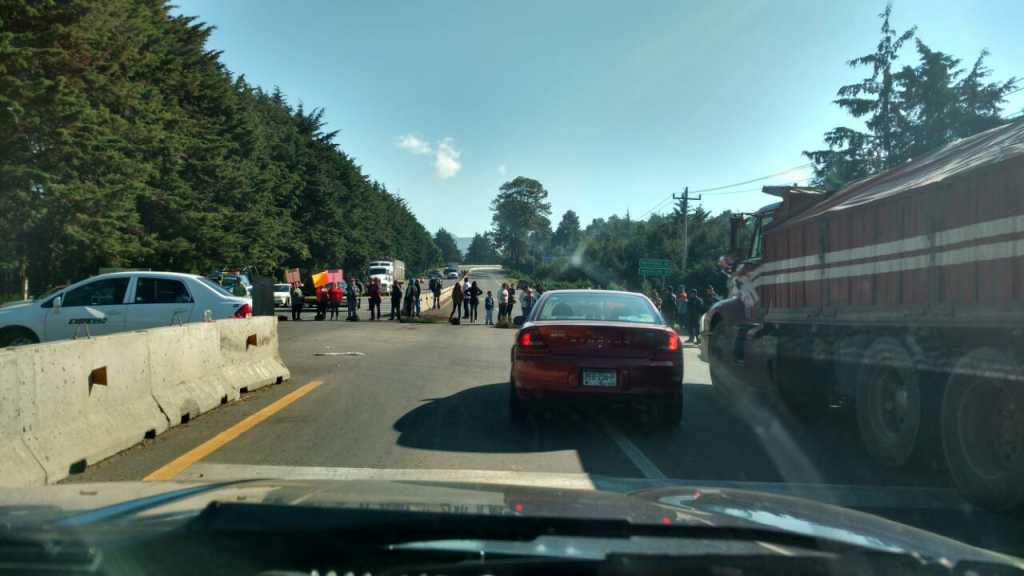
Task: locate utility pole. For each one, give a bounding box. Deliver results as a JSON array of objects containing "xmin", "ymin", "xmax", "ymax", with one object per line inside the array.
[{"xmin": 672, "ymin": 187, "xmax": 701, "ymax": 276}]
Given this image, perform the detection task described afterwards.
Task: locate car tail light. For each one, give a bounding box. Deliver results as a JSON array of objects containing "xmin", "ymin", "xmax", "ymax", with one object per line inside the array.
[
  {"xmin": 518, "ymin": 328, "xmax": 544, "ymax": 348},
  {"xmin": 234, "ymin": 303, "xmax": 252, "ymax": 319},
  {"xmin": 665, "ymin": 331, "xmax": 680, "ymax": 352}
]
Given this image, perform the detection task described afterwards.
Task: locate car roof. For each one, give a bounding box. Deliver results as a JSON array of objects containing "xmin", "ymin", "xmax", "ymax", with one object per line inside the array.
[
  {"xmin": 91, "ymin": 271, "xmax": 203, "ymax": 280},
  {"xmin": 537, "ymin": 289, "xmax": 644, "ymax": 297}
]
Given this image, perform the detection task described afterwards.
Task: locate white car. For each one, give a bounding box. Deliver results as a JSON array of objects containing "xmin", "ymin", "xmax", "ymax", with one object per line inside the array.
[
  {"xmin": 0, "ymin": 271, "xmax": 252, "ymax": 348},
  {"xmin": 273, "ymin": 283, "xmax": 292, "ymax": 308}
]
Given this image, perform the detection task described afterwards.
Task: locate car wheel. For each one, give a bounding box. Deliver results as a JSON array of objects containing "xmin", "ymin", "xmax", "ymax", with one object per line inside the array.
[
  {"xmin": 0, "ymin": 327, "xmax": 39, "ymax": 348},
  {"xmin": 508, "ymin": 378, "xmax": 527, "ymax": 425}
]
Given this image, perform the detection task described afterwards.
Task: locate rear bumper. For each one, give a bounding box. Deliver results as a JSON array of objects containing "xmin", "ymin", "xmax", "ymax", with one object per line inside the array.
[{"xmin": 512, "ymin": 354, "xmax": 682, "ymax": 400}]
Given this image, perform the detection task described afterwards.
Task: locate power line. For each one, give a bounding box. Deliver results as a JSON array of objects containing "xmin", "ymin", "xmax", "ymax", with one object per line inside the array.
[
  {"xmin": 688, "ymin": 163, "xmax": 813, "ymax": 193},
  {"xmin": 635, "ymin": 162, "xmax": 813, "ymax": 220}
]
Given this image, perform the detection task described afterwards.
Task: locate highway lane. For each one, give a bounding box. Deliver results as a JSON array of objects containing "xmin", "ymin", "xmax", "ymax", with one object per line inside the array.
[{"xmin": 64, "ymin": 268, "xmax": 1024, "ymax": 553}]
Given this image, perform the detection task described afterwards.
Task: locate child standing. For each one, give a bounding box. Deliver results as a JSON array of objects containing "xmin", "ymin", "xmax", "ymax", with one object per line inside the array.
[{"xmin": 484, "ymin": 290, "xmax": 495, "ymax": 325}]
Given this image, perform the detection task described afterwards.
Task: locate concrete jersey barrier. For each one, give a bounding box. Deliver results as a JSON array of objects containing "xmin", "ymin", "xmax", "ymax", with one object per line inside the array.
[
  {"xmin": 0, "ymin": 349, "xmax": 47, "ymax": 486},
  {"xmin": 20, "ymin": 333, "xmax": 170, "ymax": 484},
  {"xmin": 0, "ymin": 316, "xmax": 290, "ymax": 486}
]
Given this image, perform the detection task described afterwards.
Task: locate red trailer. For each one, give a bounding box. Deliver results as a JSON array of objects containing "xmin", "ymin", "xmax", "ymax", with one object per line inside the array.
[{"xmin": 705, "ymin": 120, "xmax": 1024, "ymax": 510}]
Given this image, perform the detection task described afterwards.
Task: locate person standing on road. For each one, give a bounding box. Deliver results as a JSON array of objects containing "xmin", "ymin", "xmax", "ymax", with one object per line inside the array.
[
  {"xmin": 462, "ymin": 277, "xmax": 471, "ymax": 319},
  {"xmin": 449, "ymin": 279, "xmax": 464, "ymax": 322},
  {"xmin": 355, "ymin": 278, "xmax": 364, "ymax": 310},
  {"xmin": 402, "ymin": 280, "xmax": 416, "ymax": 320},
  {"xmin": 685, "ymin": 289, "xmax": 703, "ymax": 343},
  {"xmin": 661, "ymin": 285, "xmax": 676, "ymax": 327},
  {"xmin": 507, "ymin": 287, "xmax": 517, "ymax": 321},
  {"xmin": 521, "ymin": 287, "xmax": 534, "ymax": 319},
  {"xmin": 484, "ymin": 290, "xmax": 494, "ymax": 325},
  {"xmin": 368, "ymin": 278, "xmax": 382, "ymax": 320},
  {"xmin": 468, "ymin": 280, "xmax": 481, "ymax": 323},
  {"xmin": 431, "ymin": 277, "xmax": 441, "ymax": 309},
  {"xmin": 290, "ymin": 282, "xmax": 304, "ymax": 321},
  {"xmin": 329, "ymin": 282, "xmax": 342, "ymax": 320},
  {"xmin": 499, "ymin": 283, "xmax": 509, "ymax": 323},
  {"xmin": 414, "ymin": 277, "xmax": 422, "ymax": 317},
  {"xmin": 674, "ymin": 286, "xmax": 687, "ymax": 331},
  {"xmin": 390, "ymin": 281, "xmax": 403, "ymax": 321},
  {"xmin": 346, "ymin": 280, "xmax": 358, "ymax": 321},
  {"xmin": 705, "ymin": 285, "xmax": 720, "ymax": 308},
  {"xmin": 316, "ymin": 285, "xmax": 329, "ymax": 321}
]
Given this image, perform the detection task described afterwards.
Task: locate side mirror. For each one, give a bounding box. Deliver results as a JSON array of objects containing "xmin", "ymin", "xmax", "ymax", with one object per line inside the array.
[
  {"xmin": 729, "ymin": 215, "xmax": 745, "ymax": 254},
  {"xmin": 512, "ymin": 315, "xmax": 525, "ymax": 328},
  {"xmin": 53, "ymin": 295, "xmax": 63, "ymax": 311}
]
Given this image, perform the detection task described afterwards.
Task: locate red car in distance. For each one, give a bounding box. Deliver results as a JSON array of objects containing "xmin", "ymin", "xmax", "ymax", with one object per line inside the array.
[{"xmin": 509, "ymin": 290, "xmax": 683, "ymax": 428}]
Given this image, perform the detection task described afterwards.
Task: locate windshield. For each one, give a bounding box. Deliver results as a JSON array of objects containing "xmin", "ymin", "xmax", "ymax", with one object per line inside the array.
[
  {"xmin": 4, "ymin": 0, "xmax": 1023, "ymax": 567},
  {"xmin": 536, "ymin": 293, "xmax": 661, "ymax": 324}
]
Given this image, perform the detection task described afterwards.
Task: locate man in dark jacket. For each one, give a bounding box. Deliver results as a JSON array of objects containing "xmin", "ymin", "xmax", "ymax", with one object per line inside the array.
[
  {"xmin": 368, "ymin": 279, "xmax": 381, "ymax": 320},
  {"xmin": 390, "ymin": 281, "xmax": 403, "ymax": 321},
  {"xmin": 685, "ymin": 289, "xmax": 704, "ymax": 344}
]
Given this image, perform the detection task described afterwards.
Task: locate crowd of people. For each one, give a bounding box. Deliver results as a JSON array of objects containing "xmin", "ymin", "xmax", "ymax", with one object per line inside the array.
[
  {"xmin": 448, "ymin": 276, "xmax": 539, "ymax": 326},
  {"xmin": 652, "ymin": 284, "xmax": 719, "ymax": 344},
  {"xmin": 284, "ymin": 276, "xmax": 431, "ymax": 323}
]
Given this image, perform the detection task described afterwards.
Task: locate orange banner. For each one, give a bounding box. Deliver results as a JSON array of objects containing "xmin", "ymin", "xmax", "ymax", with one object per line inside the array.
[{"xmin": 312, "ymin": 271, "xmax": 329, "ymax": 288}]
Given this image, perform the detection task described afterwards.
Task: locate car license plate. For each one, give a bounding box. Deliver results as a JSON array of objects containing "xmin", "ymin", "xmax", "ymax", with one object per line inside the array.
[{"xmin": 582, "ymin": 369, "xmax": 617, "ymax": 387}]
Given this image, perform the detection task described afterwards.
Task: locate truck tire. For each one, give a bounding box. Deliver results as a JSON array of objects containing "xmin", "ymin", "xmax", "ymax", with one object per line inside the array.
[
  {"xmin": 0, "ymin": 327, "xmax": 39, "ymax": 348},
  {"xmin": 856, "ymin": 338, "xmax": 927, "ymax": 468},
  {"xmin": 707, "ymin": 321, "xmax": 728, "ymax": 396},
  {"xmin": 942, "ymin": 348, "xmax": 1024, "ymax": 511}
]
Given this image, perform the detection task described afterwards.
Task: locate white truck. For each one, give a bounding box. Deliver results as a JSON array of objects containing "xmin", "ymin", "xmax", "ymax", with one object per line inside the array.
[{"xmin": 367, "ymin": 260, "xmax": 405, "ymax": 295}]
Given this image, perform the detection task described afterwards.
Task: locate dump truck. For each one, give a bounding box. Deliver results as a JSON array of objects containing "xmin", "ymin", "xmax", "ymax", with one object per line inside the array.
[{"xmin": 704, "ymin": 120, "xmax": 1024, "ymax": 511}]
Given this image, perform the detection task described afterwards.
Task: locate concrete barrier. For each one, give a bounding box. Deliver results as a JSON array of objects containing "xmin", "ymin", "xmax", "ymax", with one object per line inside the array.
[
  {"xmin": 0, "ymin": 349, "xmax": 46, "ymax": 486},
  {"xmin": 21, "ymin": 333, "xmax": 169, "ymax": 484},
  {"xmin": 148, "ymin": 322, "xmax": 234, "ymax": 425},
  {"xmin": 0, "ymin": 316, "xmax": 290, "ymax": 486},
  {"xmin": 218, "ymin": 316, "xmax": 290, "ymax": 396}
]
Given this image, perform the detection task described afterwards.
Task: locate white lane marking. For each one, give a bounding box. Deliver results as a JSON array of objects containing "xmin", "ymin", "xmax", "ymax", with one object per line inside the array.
[
  {"xmin": 601, "ymin": 422, "xmax": 668, "ymax": 480},
  {"xmin": 757, "ymin": 542, "xmax": 794, "ymax": 557}
]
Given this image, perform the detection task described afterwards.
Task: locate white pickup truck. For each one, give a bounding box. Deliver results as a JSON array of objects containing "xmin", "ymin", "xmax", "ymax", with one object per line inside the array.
[{"xmin": 0, "ymin": 271, "xmax": 252, "ymax": 347}]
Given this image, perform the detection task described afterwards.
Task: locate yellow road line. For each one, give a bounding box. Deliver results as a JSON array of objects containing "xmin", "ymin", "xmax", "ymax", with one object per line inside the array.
[{"xmin": 144, "ymin": 379, "xmax": 323, "ymax": 481}]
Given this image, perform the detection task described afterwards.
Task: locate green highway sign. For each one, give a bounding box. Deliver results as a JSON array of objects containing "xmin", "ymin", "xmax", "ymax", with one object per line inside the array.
[{"xmin": 638, "ymin": 258, "xmax": 671, "ymax": 273}]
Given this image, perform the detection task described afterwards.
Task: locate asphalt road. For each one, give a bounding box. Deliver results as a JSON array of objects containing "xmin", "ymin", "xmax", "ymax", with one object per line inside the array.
[{"xmin": 68, "ymin": 268, "xmax": 1024, "ymax": 554}]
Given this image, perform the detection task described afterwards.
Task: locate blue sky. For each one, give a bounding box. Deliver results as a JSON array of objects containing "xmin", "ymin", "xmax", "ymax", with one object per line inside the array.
[{"xmin": 175, "ymin": 0, "xmax": 1024, "ymax": 238}]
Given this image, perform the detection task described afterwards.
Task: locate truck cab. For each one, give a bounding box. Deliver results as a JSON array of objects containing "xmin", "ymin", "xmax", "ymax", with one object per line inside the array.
[
  {"xmin": 702, "ymin": 202, "xmax": 780, "ymax": 403},
  {"xmin": 367, "ymin": 261, "xmax": 395, "ymax": 295}
]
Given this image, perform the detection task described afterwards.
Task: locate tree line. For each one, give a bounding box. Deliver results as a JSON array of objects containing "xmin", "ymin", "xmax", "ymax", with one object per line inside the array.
[
  {"xmin": 805, "ymin": 3, "xmax": 1018, "ymax": 189},
  {"xmin": 479, "ymin": 4, "xmax": 1019, "ymax": 294},
  {"xmin": 0, "ymin": 0, "xmax": 441, "ymax": 296}
]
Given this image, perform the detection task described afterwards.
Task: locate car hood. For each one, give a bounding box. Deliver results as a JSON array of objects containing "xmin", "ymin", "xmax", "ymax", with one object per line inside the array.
[{"xmin": 0, "ymin": 477, "xmax": 1019, "ymax": 567}]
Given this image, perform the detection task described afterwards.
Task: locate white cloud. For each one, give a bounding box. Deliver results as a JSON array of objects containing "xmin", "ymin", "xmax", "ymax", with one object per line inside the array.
[
  {"xmin": 397, "ymin": 134, "xmax": 432, "ymax": 156},
  {"xmin": 435, "ymin": 138, "xmax": 462, "ymax": 179},
  {"xmin": 497, "ymin": 164, "xmax": 507, "ymax": 176}
]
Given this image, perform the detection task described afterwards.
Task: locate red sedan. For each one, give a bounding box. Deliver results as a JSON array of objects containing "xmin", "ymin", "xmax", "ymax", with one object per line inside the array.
[{"xmin": 509, "ymin": 290, "xmax": 683, "ymax": 428}]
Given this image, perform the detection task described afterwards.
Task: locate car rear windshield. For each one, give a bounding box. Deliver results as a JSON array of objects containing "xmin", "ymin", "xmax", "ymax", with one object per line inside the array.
[
  {"xmin": 198, "ymin": 277, "xmax": 235, "ymax": 297},
  {"xmin": 535, "ymin": 292, "xmax": 662, "ymax": 324},
  {"xmin": 275, "ymin": 284, "xmax": 291, "ymax": 291}
]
